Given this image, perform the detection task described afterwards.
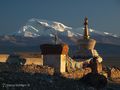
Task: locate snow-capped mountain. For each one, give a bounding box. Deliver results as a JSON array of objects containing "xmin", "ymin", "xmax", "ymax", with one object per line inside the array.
[
  {"xmin": 0, "ymin": 18, "xmax": 119, "ymax": 48},
  {"xmin": 0, "ymin": 18, "xmax": 120, "ymax": 55},
  {"xmin": 18, "ymin": 18, "xmax": 119, "ymax": 38},
  {"xmin": 16, "ymin": 18, "xmax": 120, "ymax": 45},
  {"xmin": 89, "ymin": 29, "xmax": 119, "ymax": 38},
  {"xmin": 18, "ymin": 18, "xmax": 73, "ymax": 37}
]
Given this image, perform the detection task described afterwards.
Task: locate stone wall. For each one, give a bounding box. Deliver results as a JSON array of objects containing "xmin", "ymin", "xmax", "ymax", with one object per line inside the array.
[
  {"xmin": 0, "ymin": 54, "xmax": 43, "ymax": 65},
  {"xmin": 43, "ymin": 55, "xmax": 66, "ymax": 73},
  {"xmin": 0, "ymin": 54, "xmax": 9, "ymax": 62},
  {"xmin": 23, "ymin": 58, "xmax": 43, "ymax": 65}
]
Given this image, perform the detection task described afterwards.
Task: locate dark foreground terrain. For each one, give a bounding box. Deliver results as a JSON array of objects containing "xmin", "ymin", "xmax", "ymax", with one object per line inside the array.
[{"xmin": 0, "ymin": 71, "xmax": 120, "ymax": 90}]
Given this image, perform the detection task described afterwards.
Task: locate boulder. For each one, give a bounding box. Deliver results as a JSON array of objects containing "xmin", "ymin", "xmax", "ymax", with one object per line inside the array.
[{"xmin": 110, "ymin": 67, "xmax": 120, "ymax": 79}]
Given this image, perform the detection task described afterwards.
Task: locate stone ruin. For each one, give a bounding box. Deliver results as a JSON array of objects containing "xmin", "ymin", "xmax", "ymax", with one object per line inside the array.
[
  {"xmin": 66, "ymin": 17, "xmax": 103, "ymax": 74},
  {"xmin": 40, "ymin": 44, "xmax": 69, "ymax": 73},
  {"xmin": 73, "ymin": 17, "xmax": 102, "ymax": 63},
  {"xmin": 39, "ymin": 17, "xmax": 104, "ymax": 78}
]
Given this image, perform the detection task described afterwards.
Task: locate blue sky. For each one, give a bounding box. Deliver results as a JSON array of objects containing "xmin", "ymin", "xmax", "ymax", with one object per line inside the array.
[{"xmin": 0, "ymin": 0, "xmax": 120, "ymax": 35}]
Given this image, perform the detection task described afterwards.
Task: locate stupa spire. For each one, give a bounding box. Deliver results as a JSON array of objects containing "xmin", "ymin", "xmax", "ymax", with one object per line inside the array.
[{"xmin": 84, "ymin": 17, "xmax": 90, "ymax": 39}]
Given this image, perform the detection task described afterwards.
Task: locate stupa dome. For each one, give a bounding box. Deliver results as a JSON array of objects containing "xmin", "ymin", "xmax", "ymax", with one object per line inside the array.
[{"xmin": 78, "ymin": 39, "xmax": 96, "ymax": 50}]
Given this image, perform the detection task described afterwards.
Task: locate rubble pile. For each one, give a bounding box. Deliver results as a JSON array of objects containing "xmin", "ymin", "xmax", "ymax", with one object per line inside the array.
[
  {"xmin": 21, "ymin": 64, "xmax": 54, "ymax": 75},
  {"xmin": 0, "ymin": 63, "xmax": 54, "ymax": 75},
  {"xmin": 62, "ymin": 68, "xmax": 91, "ymax": 79},
  {"xmin": 106, "ymin": 67, "xmax": 120, "ymax": 83},
  {"xmin": 110, "ymin": 67, "xmax": 120, "ymax": 79}
]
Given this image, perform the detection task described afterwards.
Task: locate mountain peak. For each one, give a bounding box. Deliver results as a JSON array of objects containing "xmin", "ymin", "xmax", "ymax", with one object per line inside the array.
[{"xmin": 18, "ymin": 18, "xmax": 72, "ymax": 37}]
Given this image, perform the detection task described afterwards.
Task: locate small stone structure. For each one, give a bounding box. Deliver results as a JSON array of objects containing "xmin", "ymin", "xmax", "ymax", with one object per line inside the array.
[
  {"xmin": 40, "ymin": 44, "xmax": 69, "ymax": 73},
  {"xmin": 73, "ymin": 17, "xmax": 102, "ymax": 63},
  {"xmin": 72, "ymin": 17, "xmax": 103, "ymax": 74}
]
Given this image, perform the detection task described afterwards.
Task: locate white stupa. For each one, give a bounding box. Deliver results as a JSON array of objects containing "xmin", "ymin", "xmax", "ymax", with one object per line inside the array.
[{"xmin": 73, "ymin": 17, "xmax": 102, "ymax": 63}]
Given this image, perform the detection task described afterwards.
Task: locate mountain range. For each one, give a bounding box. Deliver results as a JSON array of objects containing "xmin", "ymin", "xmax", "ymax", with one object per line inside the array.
[
  {"xmin": 0, "ymin": 18, "xmax": 120, "ymax": 56},
  {"xmin": 17, "ymin": 18, "xmax": 120, "ymax": 45}
]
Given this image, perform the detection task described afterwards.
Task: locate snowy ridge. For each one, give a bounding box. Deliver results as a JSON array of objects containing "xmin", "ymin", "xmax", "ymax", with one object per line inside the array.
[
  {"xmin": 18, "ymin": 18, "xmax": 73, "ymax": 37},
  {"xmin": 89, "ymin": 29, "xmax": 119, "ymax": 38},
  {"xmin": 18, "ymin": 18, "xmax": 119, "ymax": 39},
  {"xmin": 1, "ymin": 18, "xmax": 120, "ymax": 46}
]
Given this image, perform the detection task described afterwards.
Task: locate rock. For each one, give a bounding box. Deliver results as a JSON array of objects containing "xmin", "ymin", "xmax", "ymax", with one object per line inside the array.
[
  {"xmin": 0, "ymin": 63, "xmax": 54, "ymax": 75},
  {"xmin": 21, "ymin": 64, "xmax": 54, "ymax": 75},
  {"xmin": 109, "ymin": 67, "xmax": 120, "ymax": 80},
  {"xmin": 61, "ymin": 67, "xmax": 91, "ymax": 79},
  {"xmin": 81, "ymin": 73, "xmax": 107, "ymax": 89}
]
